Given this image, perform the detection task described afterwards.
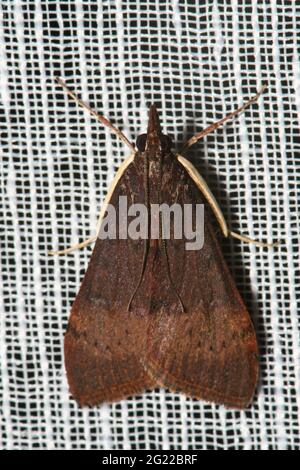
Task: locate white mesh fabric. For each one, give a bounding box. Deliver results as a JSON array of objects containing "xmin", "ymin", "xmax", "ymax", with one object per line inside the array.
[{"xmin": 0, "ymin": 0, "xmax": 299, "ymax": 450}]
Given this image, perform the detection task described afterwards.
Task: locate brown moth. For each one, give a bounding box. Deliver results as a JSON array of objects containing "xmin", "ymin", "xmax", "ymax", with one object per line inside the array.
[{"xmin": 51, "ymin": 80, "xmax": 276, "ymax": 409}]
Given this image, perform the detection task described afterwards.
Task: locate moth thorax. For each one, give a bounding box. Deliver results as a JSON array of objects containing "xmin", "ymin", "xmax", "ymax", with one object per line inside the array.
[{"xmin": 149, "ymin": 158, "xmax": 162, "ymax": 177}]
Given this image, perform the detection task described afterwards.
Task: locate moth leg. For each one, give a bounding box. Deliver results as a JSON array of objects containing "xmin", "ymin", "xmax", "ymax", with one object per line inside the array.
[
  {"xmin": 180, "ymin": 85, "xmax": 267, "ymax": 153},
  {"xmin": 55, "ymin": 77, "xmax": 135, "ymax": 152},
  {"xmin": 177, "ymin": 155, "xmax": 279, "ymax": 248}
]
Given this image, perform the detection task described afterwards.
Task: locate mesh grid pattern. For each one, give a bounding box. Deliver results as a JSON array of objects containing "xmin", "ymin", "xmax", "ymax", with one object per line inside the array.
[{"xmin": 0, "ymin": 0, "xmax": 299, "ymax": 450}]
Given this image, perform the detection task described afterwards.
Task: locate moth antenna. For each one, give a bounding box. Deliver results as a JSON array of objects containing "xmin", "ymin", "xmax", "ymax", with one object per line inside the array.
[
  {"xmin": 55, "ymin": 77, "xmax": 135, "ymax": 151},
  {"xmin": 177, "ymin": 155, "xmax": 279, "ymax": 249},
  {"xmin": 49, "ymin": 153, "xmax": 135, "ymax": 257},
  {"xmin": 48, "ymin": 235, "xmax": 97, "ymax": 256},
  {"xmin": 180, "ymin": 85, "xmax": 267, "ymax": 153},
  {"xmin": 229, "ymin": 231, "xmax": 281, "ymax": 248}
]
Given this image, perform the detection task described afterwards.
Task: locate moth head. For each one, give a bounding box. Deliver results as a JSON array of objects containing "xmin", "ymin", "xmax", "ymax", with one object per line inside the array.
[
  {"xmin": 136, "ymin": 133, "xmax": 172, "ymax": 152},
  {"xmin": 136, "ymin": 104, "xmax": 172, "ymax": 153}
]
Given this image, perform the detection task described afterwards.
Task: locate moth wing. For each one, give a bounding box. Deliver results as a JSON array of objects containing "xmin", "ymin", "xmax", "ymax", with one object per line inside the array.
[
  {"xmin": 64, "ymin": 155, "xmax": 156, "ymax": 406},
  {"xmin": 144, "ymin": 157, "xmax": 259, "ymax": 409}
]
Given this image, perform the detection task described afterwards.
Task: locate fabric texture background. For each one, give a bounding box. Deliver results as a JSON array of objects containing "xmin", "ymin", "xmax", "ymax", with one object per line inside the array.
[{"xmin": 0, "ymin": 0, "xmax": 299, "ymax": 450}]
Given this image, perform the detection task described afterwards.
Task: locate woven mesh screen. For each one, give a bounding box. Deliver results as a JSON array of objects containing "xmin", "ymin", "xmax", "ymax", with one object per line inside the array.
[{"xmin": 1, "ymin": 0, "xmax": 299, "ymax": 450}]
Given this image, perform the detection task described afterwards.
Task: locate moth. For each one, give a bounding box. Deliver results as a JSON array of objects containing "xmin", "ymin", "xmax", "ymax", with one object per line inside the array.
[{"xmin": 51, "ymin": 79, "xmax": 276, "ymax": 409}]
